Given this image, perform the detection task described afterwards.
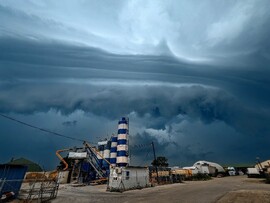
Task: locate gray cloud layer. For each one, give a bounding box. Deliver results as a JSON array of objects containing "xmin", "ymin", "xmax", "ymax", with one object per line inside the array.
[
  {"xmin": 0, "ymin": 38, "xmax": 269, "ymax": 167},
  {"xmin": 0, "ymin": 1, "xmax": 270, "ymax": 169},
  {"xmin": 1, "ymin": 1, "xmax": 270, "ymax": 63}
]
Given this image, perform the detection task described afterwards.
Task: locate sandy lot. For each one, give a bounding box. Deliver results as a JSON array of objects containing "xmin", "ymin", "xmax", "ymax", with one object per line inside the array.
[{"xmin": 52, "ymin": 176, "xmax": 270, "ymax": 203}]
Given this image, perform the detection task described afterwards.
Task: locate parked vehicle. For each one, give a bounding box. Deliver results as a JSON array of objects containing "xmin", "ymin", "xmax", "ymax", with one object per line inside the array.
[
  {"xmin": 227, "ymin": 167, "xmax": 237, "ymax": 176},
  {"xmin": 246, "ymin": 168, "xmax": 260, "ymax": 178}
]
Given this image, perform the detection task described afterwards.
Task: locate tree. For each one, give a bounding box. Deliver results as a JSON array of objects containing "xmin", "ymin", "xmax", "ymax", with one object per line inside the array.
[{"xmin": 151, "ymin": 156, "xmax": 169, "ymax": 167}]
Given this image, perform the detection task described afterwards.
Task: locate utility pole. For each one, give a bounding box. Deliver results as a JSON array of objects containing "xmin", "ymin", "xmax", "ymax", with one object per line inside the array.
[{"xmin": 151, "ymin": 141, "xmax": 159, "ymax": 184}]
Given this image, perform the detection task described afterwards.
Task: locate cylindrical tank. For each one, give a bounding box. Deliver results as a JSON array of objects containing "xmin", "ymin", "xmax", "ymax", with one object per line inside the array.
[
  {"xmin": 116, "ymin": 117, "xmax": 129, "ymax": 167},
  {"xmin": 97, "ymin": 143, "xmax": 104, "ymax": 168},
  {"xmin": 102, "ymin": 141, "xmax": 111, "ymax": 169},
  {"xmin": 110, "ymin": 135, "xmax": 118, "ymax": 167}
]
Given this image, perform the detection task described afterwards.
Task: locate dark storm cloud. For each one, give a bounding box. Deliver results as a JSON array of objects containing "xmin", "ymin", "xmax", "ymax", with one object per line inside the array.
[
  {"xmin": 62, "ymin": 120, "xmax": 77, "ymax": 127},
  {"xmin": 0, "ymin": 36, "xmax": 270, "ymax": 167},
  {"xmin": 1, "ymin": 1, "xmax": 270, "ymax": 168},
  {"xmin": 1, "ymin": 36, "xmax": 270, "ymax": 122},
  {"xmin": 1, "ymin": 1, "xmax": 270, "ymax": 62},
  {"xmin": 129, "ymin": 131, "xmax": 214, "ymax": 166},
  {"xmin": 1, "ymin": 37, "xmax": 269, "ymax": 104},
  {"xmin": 0, "ymin": 81, "xmax": 269, "ymax": 139}
]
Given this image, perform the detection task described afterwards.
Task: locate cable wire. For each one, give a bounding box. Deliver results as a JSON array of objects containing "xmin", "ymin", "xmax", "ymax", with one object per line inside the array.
[
  {"xmin": 0, "ymin": 113, "xmax": 85, "ymax": 142},
  {"xmin": 139, "ymin": 148, "xmax": 151, "ymax": 166}
]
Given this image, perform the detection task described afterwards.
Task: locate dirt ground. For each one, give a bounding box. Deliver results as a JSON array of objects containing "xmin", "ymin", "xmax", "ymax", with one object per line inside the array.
[
  {"xmin": 217, "ymin": 190, "xmax": 270, "ymax": 203},
  {"xmin": 52, "ymin": 176, "xmax": 270, "ymax": 203}
]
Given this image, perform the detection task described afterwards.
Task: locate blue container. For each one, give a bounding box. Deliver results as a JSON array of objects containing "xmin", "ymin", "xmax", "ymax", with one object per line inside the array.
[{"xmin": 0, "ymin": 164, "xmax": 28, "ymax": 198}]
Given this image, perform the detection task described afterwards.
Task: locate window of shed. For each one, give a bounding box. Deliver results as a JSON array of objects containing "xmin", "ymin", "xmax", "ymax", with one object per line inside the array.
[{"xmin": 126, "ymin": 171, "xmax": 130, "ymax": 180}]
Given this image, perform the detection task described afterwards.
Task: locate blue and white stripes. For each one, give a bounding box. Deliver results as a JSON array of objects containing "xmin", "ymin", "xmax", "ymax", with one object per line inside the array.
[
  {"xmin": 96, "ymin": 117, "xmax": 129, "ymax": 169},
  {"xmin": 97, "ymin": 142, "xmax": 105, "ymax": 167},
  {"xmin": 102, "ymin": 141, "xmax": 111, "ymax": 169},
  {"xmin": 116, "ymin": 117, "xmax": 129, "ymax": 167},
  {"xmin": 110, "ymin": 135, "xmax": 118, "ymax": 167}
]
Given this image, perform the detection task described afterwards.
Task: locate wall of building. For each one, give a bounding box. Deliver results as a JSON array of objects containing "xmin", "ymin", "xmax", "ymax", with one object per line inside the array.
[
  {"xmin": 108, "ymin": 167, "xmax": 150, "ymax": 192},
  {"xmin": 0, "ymin": 164, "xmax": 28, "ymax": 198}
]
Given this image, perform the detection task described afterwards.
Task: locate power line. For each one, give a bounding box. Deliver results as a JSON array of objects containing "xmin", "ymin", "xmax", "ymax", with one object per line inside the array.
[
  {"xmin": 138, "ymin": 148, "xmax": 151, "ymax": 166},
  {"xmin": 0, "ymin": 113, "xmax": 85, "ymax": 142}
]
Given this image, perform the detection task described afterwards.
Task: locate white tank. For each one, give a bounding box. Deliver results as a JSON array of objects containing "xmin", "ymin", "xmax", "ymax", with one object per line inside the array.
[{"xmin": 116, "ymin": 117, "xmax": 129, "ymax": 167}]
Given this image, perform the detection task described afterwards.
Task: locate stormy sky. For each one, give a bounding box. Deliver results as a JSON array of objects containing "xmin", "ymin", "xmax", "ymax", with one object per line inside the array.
[{"xmin": 0, "ymin": 0, "xmax": 270, "ymax": 170}]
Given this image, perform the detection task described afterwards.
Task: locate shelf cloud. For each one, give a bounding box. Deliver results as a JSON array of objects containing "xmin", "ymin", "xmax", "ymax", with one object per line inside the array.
[{"xmin": 0, "ymin": 1, "xmax": 270, "ymax": 169}]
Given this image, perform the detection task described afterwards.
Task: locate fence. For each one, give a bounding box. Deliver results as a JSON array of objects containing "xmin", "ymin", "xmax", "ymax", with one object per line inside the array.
[{"xmin": 19, "ymin": 179, "xmax": 59, "ymax": 202}]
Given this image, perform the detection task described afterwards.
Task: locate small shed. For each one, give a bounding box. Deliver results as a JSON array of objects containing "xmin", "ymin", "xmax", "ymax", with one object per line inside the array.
[
  {"xmin": 0, "ymin": 164, "xmax": 28, "ymax": 198},
  {"xmin": 108, "ymin": 166, "xmax": 150, "ymax": 192}
]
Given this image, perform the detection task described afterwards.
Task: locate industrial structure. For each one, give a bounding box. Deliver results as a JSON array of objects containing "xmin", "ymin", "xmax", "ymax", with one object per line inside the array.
[
  {"xmin": 53, "ymin": 117, "xmax": 155, "ymax": 191},
  {"xmin": 110, "ymin": 134, "xmax": 118, "ymax": 167},
  {"xmin": 255, "ymin": 159, "xmax": 270, "ymax": 171},
  {"xmin": 54, "ymin": 117, "xmax": 130, "ymax": 185},
  {"xmin": 108, "ymin": 166, "xmax": 150, "ymax": 192},
  {"xmin": 2, "ymin": 115, "xmax": 248, "ymax": 200},
  {"xmin": 0, "ymin": 164, "xmax": 28, "ymax": 199},
  {"xmin": 53, "ymin": 118, "xmax": 229, "ymax": 190},
  {"xmin": 116, "ymin": 117, "xmax": 129, "ymax": 167}
]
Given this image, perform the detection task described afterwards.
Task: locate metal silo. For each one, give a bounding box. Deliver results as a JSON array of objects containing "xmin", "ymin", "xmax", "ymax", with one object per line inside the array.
[
  {"xmin": 97, "ymin": 141, "xmax": 105, "ymax": 168},
  {"xmin": 102, "ymin": 140, "xmax": 111, "ymax": 170},
  {"xmin": 110, "ymin": 134, "xmax": 118, "ymax": 167},
  {"xmin": 116, "ymin": 117, "xmax": 129, "ymax": 167}
]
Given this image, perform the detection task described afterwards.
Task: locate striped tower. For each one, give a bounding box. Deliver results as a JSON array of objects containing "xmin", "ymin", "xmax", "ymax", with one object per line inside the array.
[
  {"xmin": 97, "ymin": 141, "xmax": 105, "ymax": 168},
  {"xmin": 116, "ymin": 117, "xmax": 129, "ymax": 167},
  {"xmin": 102, "ymin": 140, "xmax": 111, "ymax": 170},
  {"xmin": 110, "ymin": 134, "xmax": 118, "ymax": 167}
]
